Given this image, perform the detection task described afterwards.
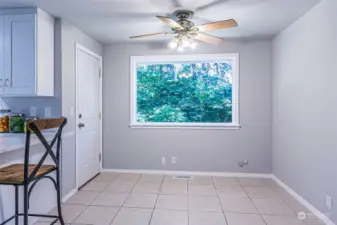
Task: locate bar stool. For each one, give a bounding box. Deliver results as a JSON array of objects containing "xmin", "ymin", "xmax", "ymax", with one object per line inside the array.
[{"xmin": 0, "ymin": 117, "xmax": 67, "ymax": 225}]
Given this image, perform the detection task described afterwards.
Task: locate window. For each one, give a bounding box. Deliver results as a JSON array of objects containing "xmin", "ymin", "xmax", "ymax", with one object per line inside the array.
[{"xmin": 130, "ymin": 54, "xmax": 240, "ymax": 129}]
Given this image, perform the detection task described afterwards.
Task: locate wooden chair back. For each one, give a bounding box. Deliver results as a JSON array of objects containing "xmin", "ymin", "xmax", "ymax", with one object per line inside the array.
[
  {"xmin": 24, "ymin": 117, "xmax": 67, "ymax": 182},
  {"xmin": 26, "ymin": 118, "xmax": 66, "ymax": 131}
]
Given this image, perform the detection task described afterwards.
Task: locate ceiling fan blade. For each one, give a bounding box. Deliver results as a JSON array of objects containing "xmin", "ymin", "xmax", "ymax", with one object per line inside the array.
[
  {"xmin": 156, "ymin": 16, "xmax": 184, "ymax": 30},
  {"xmin": 129, "ymin": 32, "xmax": 172, "ymax": 39},
  {"xmin": 171, "ymin": 0, "xmax": 183, "ymax": 8},
  {"xmin": 194, "ymin": 33, "xmax": 224, "ymax": 44},
  {"xmin": 195, "ymin": 0, "xmax": 231, "ymax": 12},
  {"xmin": 197, "ymin": 19, "xmax": 238, "ymax": 32}
]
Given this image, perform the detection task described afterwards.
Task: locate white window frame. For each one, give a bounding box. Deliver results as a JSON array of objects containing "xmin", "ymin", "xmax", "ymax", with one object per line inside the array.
[{"xmin": 130, "ymin": 53, "xmax": 240, "ymax": 129}]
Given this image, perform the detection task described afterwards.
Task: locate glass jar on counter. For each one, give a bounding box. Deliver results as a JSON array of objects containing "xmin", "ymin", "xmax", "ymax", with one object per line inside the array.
[
  {"xmin": 0, "ymin": 109, "xmax": 10, "ymax": 133},
  {"xmin": 9, "ymin": 113, "xmax": 25, "ymax": 133}
]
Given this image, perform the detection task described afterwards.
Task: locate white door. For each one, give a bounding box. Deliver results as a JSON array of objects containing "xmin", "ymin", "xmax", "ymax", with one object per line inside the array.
[{"xmin": 76, "ymin": 45, "xmax": 101, "ymax": 187}]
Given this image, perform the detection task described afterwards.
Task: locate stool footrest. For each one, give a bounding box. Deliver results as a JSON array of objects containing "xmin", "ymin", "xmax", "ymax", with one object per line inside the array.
[
  {"xmin": 0, "ymin": 215, "xmax": 16, "ymax": 225},
  {"xmin": 27, "ymin": 213, "xmax": 59, "ymax": 218},
  {"xmin": 0, "ymin": 213, "xmax": 60, "ymax": 225},
  {"xmin": 51, "ymin": 217, "xmax": 60, "ymax": 225}
]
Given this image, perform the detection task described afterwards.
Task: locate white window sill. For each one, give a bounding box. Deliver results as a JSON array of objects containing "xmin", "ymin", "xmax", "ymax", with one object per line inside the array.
[{"xmin": 129, "ymin": 123, "xmax": 241, "ymax": 130}]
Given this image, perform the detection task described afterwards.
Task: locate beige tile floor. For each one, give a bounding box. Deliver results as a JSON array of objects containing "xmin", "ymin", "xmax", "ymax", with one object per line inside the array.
[{"xmin": 37, "ymin": 172, "xmax": 326, "ymax": 225}]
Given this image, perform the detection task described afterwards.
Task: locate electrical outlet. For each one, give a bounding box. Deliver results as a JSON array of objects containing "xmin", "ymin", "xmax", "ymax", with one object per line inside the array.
[
  {"xmin": 326, "ymin": 195, "xmax": 332, "ymax": 210},
  {"xmin": 30, "ymin": 107, "xmax": 37, "ymax": 117},
  {"xmin": 171, "ymin": 157, "xmax": 177, "ymax": 164},
  {"xmin": 161, "ymin": 157, "xmax": 166, "ymax": 166},
  {"xmin": 44, "ymin": 107, "xmax": 52, "ymax": 118},
  {"xmin": 238, "ymin": 160, "xmax": 249, "ymax": 168}
]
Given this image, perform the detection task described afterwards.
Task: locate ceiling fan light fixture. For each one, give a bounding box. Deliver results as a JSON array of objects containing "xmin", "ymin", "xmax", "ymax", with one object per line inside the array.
[
  {"xmin": 170, "ymin": 34, "xmax": 197, "ymax": 51},
  {"xmin": 182, "ymin": 38, "xmax": 191, "ymax": 48},
  {"xmin": 190, "ymin": 41, "xmax": 197, "ymax": 49},
  {"xmin": 168, "ymin": 38, "xmax": 178, "ymax": 49},
  {"xmin": 177, "ymin": 46, "xmax": 184, "ymax": 52}
]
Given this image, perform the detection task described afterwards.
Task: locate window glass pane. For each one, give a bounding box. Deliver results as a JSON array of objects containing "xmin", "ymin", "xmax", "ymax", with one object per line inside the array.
[{"xmin": 136, "ymin": 62, "xmax": 233, "ymax": 123}]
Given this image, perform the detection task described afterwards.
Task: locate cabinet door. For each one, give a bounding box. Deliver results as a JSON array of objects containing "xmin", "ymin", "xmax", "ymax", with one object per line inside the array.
[
  {"xmin": 4, "ymin": 14, "xmax": 36, "ymax": 96},
  {"xmin": 0, "ymin": 16, "xmax": 4, "ymax": 95}
]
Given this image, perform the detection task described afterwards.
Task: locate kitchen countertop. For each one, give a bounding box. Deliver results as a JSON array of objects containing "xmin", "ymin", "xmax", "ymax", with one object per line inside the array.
[{"xmin": 0, "ymin": 129, "xmax": 59, "ymax": 154}]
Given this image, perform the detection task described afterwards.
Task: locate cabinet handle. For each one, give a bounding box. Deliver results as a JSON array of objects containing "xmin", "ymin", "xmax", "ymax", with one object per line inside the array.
[
  {"xmin": 0, "ymin": 78, "xmax": 2, "ymax": 87},
  {"xmin": 4, "ymin": 79, "xmax": 9, "ymax": 87}
]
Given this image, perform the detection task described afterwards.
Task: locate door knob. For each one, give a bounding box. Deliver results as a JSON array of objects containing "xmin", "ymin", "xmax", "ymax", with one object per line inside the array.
[{"xmin": 78, "ymin": 123, "xmax": 85, "ymax": 128}]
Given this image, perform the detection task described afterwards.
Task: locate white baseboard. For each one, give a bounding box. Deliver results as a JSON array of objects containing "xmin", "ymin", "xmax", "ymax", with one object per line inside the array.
[
  {"xmin": 62, "ymin": 188, "xmax": 77, "ymax": 203},
  {"xmin": 271, "ymin": 175, "xmax": 335, "ymax": 225},
  {"xmin": 102, "ymin": 168, "xmax": 273, "ymax": 178}
]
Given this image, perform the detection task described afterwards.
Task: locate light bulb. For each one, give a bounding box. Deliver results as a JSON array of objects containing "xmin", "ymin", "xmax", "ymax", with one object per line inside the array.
[
  {"xmin": 177, "ymin": 46, "xmax": 184, "ymax": 52},
  {"xmin": 182, "ymin": 39, "xmax": 190, "ymax": 48},
  {"xmin": 168, "ymin": 39, "xmax": 178, "ymax": 49},
  {"xmin": 190, "ymin": 41, "xmax": 196, "ymax": 49}
]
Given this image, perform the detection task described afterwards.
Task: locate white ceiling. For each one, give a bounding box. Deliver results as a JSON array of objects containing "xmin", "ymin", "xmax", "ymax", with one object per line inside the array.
[{"xmin": 0, "ymin": 0, "xmax": 321, "ymax": 44}]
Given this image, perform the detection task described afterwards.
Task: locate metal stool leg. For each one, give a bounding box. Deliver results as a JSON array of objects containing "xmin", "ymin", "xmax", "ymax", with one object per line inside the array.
[
  {"xmin": 15, "ymin": 186, "xmax": 19, "ymax": 225},
  {"xmin": 23, "ymin": 183, "xmax": 29, "ymax": 225},
  {"xmin": 56, "ymin": 169, "xmax": 65, "ymax": 225}
]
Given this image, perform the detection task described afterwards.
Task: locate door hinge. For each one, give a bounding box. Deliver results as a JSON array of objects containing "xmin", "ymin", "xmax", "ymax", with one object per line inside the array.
[
  {"xmin": 99, "ymin": 153, "xmax": 102, "ymax": 162},
  {"xmin": 99, "ymin": 68, "xmax": 102, "ymax": 78},
  {"xmin": 99, "ymin": 112, "xmax": 102, "ymax": 120}
]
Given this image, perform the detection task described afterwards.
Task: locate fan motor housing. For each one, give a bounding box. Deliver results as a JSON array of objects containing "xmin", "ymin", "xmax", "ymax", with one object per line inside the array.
[{"xmin": 174, "ymin": 10, "xmax": 195, "ymax": 29}]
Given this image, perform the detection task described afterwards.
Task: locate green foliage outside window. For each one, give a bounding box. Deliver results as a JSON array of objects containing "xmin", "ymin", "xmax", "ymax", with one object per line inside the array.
[{"xmin": 136, "ymin": 62, "xmax": 233, "ymax": 123}]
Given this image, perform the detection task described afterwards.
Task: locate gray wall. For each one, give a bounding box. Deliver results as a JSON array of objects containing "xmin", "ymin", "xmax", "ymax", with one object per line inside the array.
[
  {"xmin": 272, "ymin": 0, "xmax": 337, "ymax": 223},
  {"xmin": 60, "ymin": 19, "xmax": 103, "ymax": 195},
  {"xmin": 103, "ymin": 40, "xmax": 273, "ymax": 173}
]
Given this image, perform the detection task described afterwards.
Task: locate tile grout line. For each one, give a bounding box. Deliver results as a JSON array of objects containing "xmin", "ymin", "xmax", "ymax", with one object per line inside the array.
[
  {"xmin": 213, "ymin": 176, "xmax": 230, "ymax": 225},
  {"xmin": 74, "ymin": 172, "xmax": 120, "ymax": 225},
  {"xmin": 108, "ymin": 173, "xmax": 140, "ymax": 225},
  {"xmin": 68, "ymin": 191, "xmax": 100, "ymax": 223},
  {"xmin": 264, "ymin": 180, "xmax": 301, "ymax": 217},
  {"xmin": 148, "ymin": 175, "xmax": 165, "ymax": 225},
  {"xmin": 241, "ymin": 178, "xmax": 300, "ymax": 221},
  {"xmin": 237, "ymin": 177, "xmax": 268, "ymax": 225}
]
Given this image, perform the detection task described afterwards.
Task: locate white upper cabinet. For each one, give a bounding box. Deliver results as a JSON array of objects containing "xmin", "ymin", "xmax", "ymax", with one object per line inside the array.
[
  {"xmin": 4, "ymin": 14, "xmax": 36, "ymax": 95},
  {"xmin": 0, "ymin": 16, "xmax": 4, "ymax": 96},
  {"xmin": 0, "ymin": 8, "xmax": 54, "ymax": 97}
]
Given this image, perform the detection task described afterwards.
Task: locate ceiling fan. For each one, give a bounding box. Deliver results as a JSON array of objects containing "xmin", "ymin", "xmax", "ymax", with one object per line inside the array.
[{"xmin": 129, "ymin": 10, "xmax": 238, "ymax": 51}]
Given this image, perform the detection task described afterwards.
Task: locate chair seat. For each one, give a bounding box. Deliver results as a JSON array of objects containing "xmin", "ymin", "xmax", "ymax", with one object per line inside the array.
[{"xmin": 0, "ymin": 164, "xmax": 56, "ymax": 185}]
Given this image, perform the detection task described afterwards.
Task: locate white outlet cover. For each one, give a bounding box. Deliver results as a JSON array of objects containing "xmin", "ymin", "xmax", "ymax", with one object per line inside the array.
[
  {"xmin": 161, "ymin": 157, "xmax": 166, "ymax": 165},
  {"xmin": 326, "ymin": 195, "xmax": 332, "ymax": 210},
  {"xmin": 171, "ymin": 157, "xmax": 177, "ymax": 164},
  {"xmin": 30, "ymin": 106, "xmax": 37, "ymax": 117},
  {"xmin": 44, "ymin": 107, "xmax": 52, "ymax": 118}
]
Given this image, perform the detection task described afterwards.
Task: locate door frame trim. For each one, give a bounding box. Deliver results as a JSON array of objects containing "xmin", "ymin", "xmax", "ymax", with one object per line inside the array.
[{"xmin": 75, "ymin": 43, "xmax": 103, "ymax": 189}]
